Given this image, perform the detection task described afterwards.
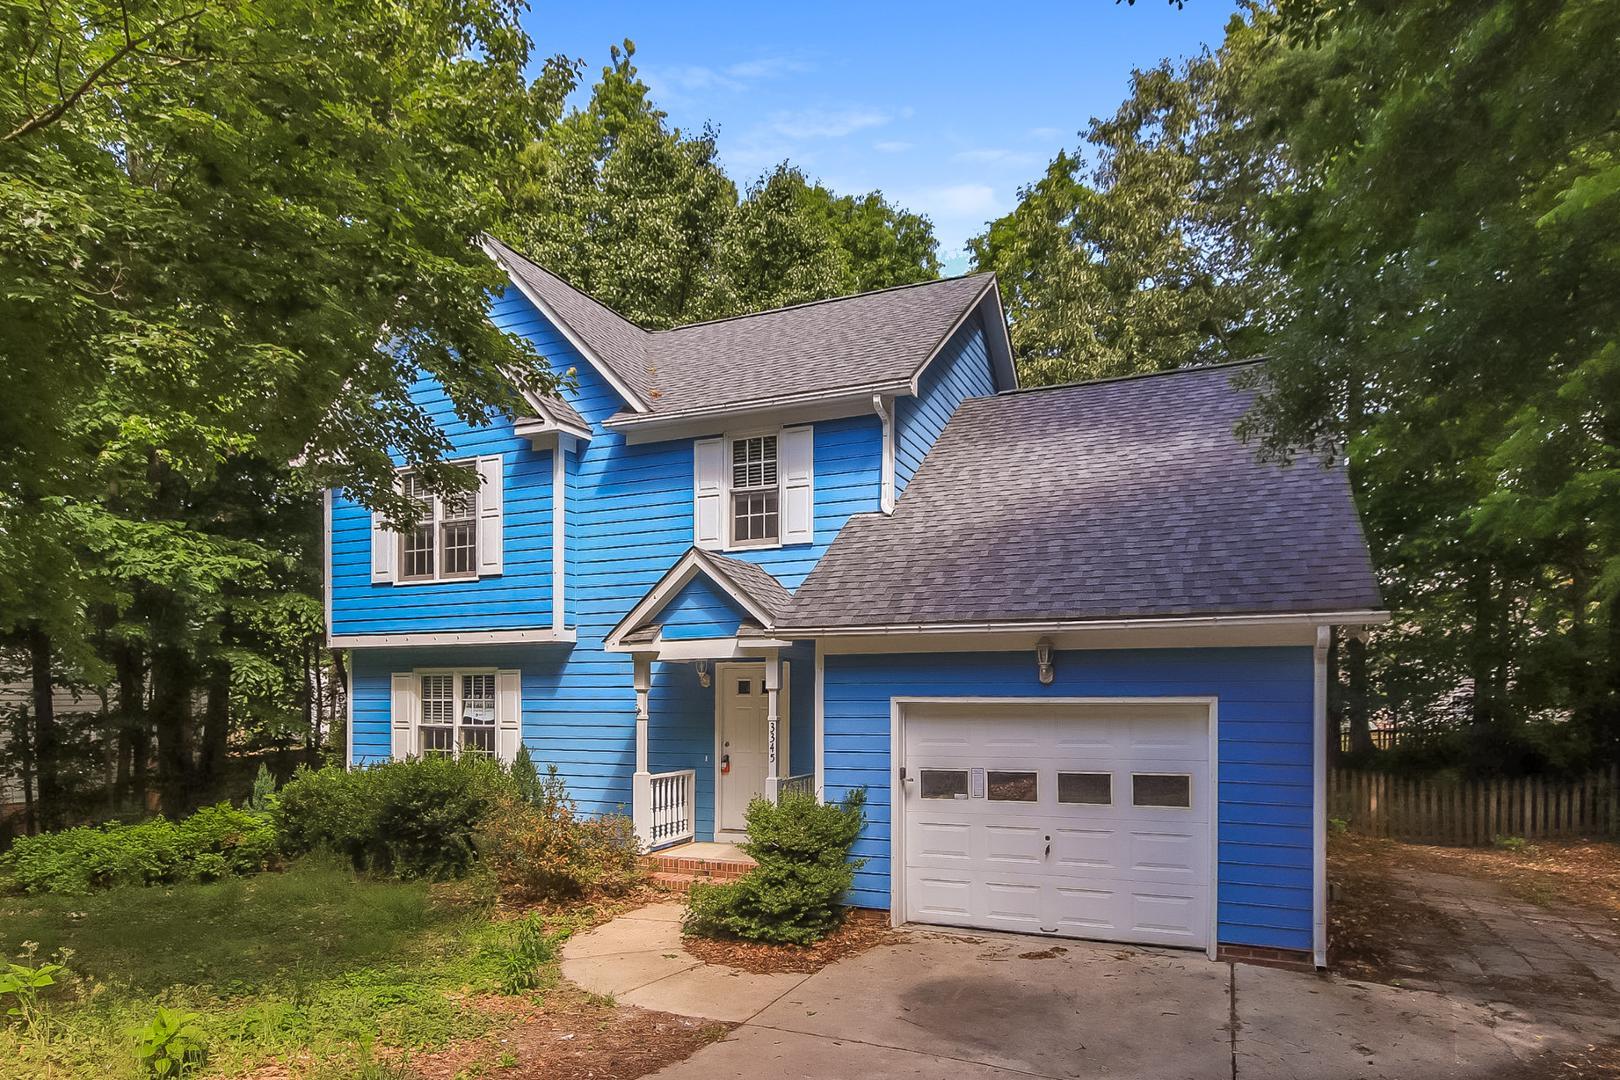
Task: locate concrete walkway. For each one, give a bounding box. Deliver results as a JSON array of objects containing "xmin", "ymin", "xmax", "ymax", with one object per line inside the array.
[
  {"xmin": 564, "ymin": 902, "xmax": 1612, "ymax": 1079},
  {"xmin": 561, "ymin": 901, "xmax": 811, "ymax": 1023}
]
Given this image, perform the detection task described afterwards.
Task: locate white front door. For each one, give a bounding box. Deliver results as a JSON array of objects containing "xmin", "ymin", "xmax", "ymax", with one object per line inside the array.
[
  {"xmin": 716, "ymin": 665, "xmax": 779, "ymax": 836},
  {"xmin": 901, "ymin": 701, "xmax": 1212, "ymax": 950}
]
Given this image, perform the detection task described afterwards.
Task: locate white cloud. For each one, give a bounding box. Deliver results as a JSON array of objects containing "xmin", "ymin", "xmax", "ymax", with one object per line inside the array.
[
  {"xmin": 768, "ymin": 107, "xmax": 891, "ymax": 139},
  {"xmin": 725, "ymin": 57, "xmax": 813, "ymax": 80},
  {"xmin": 873, "ymin": 140, "xmax": 914, "ymax": 154}
]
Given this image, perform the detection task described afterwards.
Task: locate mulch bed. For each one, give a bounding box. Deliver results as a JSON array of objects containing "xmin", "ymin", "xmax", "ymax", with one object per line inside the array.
[
  {"xmin": 680, "ymin": 907, "xmax": 897, "ymax": 974},
  {"xmin": 409, "ymin": 988, "xmax": 732, "ymax": 1080}
]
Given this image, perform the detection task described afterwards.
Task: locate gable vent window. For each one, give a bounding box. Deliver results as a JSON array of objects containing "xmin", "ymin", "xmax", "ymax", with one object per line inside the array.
[{"xmin": 730, "ymin": 435, "xmax": 780, "ymax": 546}]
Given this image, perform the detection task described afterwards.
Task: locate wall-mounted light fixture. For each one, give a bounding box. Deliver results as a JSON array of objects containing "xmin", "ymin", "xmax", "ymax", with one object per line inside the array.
[
  {"xmin": 1035, "ymin": 637, "xmax": 1055, "ymax": 686},
  {"xmin": 695, "ymin": 659, "xmax": 711, "ymax": 688}
]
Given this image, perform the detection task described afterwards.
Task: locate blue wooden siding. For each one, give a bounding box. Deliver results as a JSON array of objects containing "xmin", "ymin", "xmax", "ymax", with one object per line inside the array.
[
  {"xmin": 821, "ymin": 647, "xmax": 1317, "ymax": 952},
  {"xmin": 329, "ymin": 377, "xmax": 554, "ymax": 636},
  {"xmin": 657, "ymin": 575, "xmax": 750, "ymax": 640},
  {"xmin": 894, "ymin": 318, "xmax": 996, "ymax": 494},
  {"xmin": 347, "ymin": 285, "xmax": 885, "ymax": 841}
]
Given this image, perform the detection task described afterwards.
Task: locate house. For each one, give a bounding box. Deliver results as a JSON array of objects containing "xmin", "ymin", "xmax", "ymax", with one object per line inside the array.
[{"xmin": 326, "ymin": 237, "xmax": 1384, "ymax": 968}]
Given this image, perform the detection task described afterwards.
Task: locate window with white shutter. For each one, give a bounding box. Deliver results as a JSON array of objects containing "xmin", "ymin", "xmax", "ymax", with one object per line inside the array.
[
  {"xmin": 694, "ymin": 428, "xmax": 814, "ymax": 551},
  {"xmin": 408, "ymin": 668, "xmax": 514, "ymax": 761},
  {"xmin": 383, "ymin": 458, "xmax": 502, "ymax": 584}
]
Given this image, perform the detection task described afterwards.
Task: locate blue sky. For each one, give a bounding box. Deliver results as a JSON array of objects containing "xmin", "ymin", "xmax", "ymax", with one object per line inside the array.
[{"xmin": 522, "ymin": 1, "xmax": 1242, "ymax": 273}]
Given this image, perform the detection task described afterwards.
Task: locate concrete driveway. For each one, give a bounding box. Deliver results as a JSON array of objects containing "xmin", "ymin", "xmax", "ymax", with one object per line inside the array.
[{"xmin": 630, "ymin": 925, "xmax": 1598, "ymax": 1079}]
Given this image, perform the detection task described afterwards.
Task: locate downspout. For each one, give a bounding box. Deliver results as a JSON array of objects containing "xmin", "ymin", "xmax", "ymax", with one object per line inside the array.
[
  {"xmin": 1313, "ymin": 624, "xmax": 1331, "ymax": 968},
  {"xmin": 873, "ymin": 394, "xmax": 895, "ymax": 514}
]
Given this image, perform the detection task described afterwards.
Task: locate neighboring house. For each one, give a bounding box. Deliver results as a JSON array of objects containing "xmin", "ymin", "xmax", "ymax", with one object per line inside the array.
[{"xmin": 327, "ymin": 238, "xmax": 1384, "ymax": 968}]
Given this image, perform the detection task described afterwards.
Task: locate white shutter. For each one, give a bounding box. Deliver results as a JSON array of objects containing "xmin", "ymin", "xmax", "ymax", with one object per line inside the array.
[
  {"xmin": 476, "ymin": 454, "xmax": 504, "ymax": 576},
  {"xmin": 389, "ymin": 673, "xmax": 417, "ymax": 760},
  {"xmin": 694, "ymin": 437, "xmax": 725, "ymax": 550},
  {"xmin": 371, "ymin": 508, "xmax": 397, "ymax": 583},
  {"xmin": 781, "ymin": 426, "xmax": 814, "ymax": 546},
  {"xmin": 495, "ymin": 669, "xmax": 522, "ymax": 764}
]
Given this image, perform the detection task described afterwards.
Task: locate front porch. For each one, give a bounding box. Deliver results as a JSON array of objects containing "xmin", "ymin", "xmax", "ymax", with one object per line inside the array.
[
  {"xmin": 642, "ymin": 840, "xmax": 756, "ymax": 892},
  {"xmin": 605, "ymin": 546, "xmax": 819, "ymax": 851}
]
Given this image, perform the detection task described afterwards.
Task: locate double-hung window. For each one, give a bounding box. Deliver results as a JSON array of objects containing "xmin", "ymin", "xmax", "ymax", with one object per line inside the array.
[
  {"xmin": 398, "ymin": 465, "xmax": 477, "ymax": 582},
  {"xmin": 730, "ymin": 434, "xmax": 779, "ymax": 547},
  {"xmin": 417, "ymin": 671, "xmax": 497, "ymax": 758}
]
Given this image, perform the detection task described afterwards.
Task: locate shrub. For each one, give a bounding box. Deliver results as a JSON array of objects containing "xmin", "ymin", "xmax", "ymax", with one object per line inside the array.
[
  {"xmin": 0, "ymin": 804, "xmax": 276, "ymax": 895},
  {"xmin": 495, "ymin": 914, "xmax": 561, "ymax": 995},
  {"xmin": 275, "ymin": 756, "xmax": 511, "ymax": 879},
  {"xmin": 684, "ymin": 790, "xmax": 866, "ymax": 946},
  {"xmin": 133, "ymin": 1006, "xmax": 207, "ymax": 1077},
  {"xmin": 476, "ymin": 764, "xmax": 641, "ymax": 901}
]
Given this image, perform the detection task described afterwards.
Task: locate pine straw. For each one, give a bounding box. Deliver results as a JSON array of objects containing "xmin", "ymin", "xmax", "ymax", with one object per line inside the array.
[
  {"xmin": 408, "ymin": 987, "xmax": 732, "ymax": 1080},
  {"xmin": 681, "ymin": 907, "xmax": 897, "ymax": 974}
]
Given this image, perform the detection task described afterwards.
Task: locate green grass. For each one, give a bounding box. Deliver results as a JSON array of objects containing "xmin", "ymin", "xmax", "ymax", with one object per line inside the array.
[{"xmin": 0, "ymin": 857, "xmax": 571, "ymax": 1078}]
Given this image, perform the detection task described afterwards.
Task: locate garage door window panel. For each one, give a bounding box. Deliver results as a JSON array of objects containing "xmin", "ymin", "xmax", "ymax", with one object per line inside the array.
[
  {"xmin": 920, "ymin": 769, "xmax": 969, "ymax": 800},
  {"xmin": 1058, "ymin": 772, "xmax": 1112, "ymax": 805},
  {"xmin": 987, "ymin": 771, "xmax": 1038, "ymax": 802},
  {"xmin": 1132, "ymin": 773, "xmax": 1193, "ymax": 809}
]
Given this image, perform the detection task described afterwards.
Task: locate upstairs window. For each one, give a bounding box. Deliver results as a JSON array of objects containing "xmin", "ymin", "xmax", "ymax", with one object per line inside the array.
[
  {"xmin": 398, "ymin": 465, "xmax": 478, "ymax": 582},
  {"xmin": 730, "ymin": 435, "xmax": 779, "ymax": 547}
]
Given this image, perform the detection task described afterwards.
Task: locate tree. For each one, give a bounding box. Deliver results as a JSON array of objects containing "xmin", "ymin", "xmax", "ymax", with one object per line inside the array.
[
  {"xmin": 0, "ymin": 0, "xmax": 574, "ymax": 821},
  {"xmin": 1238, "ymin": 0, "xmax": 1620, "ymax": 770},
  {"xmin": 503, "ymin": 40, "xmax": 737, "ymax": 329},
  {"xmin": 503, "ymin": 42, "xmax": 940, "ymax": 327},
  {"xmin": 969, "ymin": 28, "xmax": 1277, "ymax": 384}
]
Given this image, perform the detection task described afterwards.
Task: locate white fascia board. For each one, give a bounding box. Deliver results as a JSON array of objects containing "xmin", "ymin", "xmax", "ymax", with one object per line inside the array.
[
  {"xmin": 608, "ymin": 385, "xmax": 912, "ymax": 445},
  {"xmin": 328, "ymin": 628, "xmax": 577, "ymax": 649},
  {"xmin": 480, "ymin": 239, "xmax": 652, "ymax": 415},
  {"xmin": 905, "ymin": 278, "xmax": 1005, "ymax": 396},
  {"xmin": 603, "ymin": 549, "xmax": 777, "ymax": 649}
]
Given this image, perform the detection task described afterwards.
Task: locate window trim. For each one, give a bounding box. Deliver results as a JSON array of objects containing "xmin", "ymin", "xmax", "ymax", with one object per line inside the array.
[
  {"xmin": 414, "ymin": 666, "xmax": 499, "ymax": 759},
  {"xmin": 396, "ymin": 462, "xmax": 479, "ymax": 584},
  {"xmin": 724, "ymin": 428, "xmax": 784, "ymax": 552}
]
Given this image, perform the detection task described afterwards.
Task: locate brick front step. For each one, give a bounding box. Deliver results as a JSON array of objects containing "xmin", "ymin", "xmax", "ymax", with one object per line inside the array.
[
  {"xmin": 641, "ymin": 849, "xmax": 755, "ymax": 891},
  {"xmin": 1215, "ymin": 944, "xmax": 1317, "ymax": 972}
]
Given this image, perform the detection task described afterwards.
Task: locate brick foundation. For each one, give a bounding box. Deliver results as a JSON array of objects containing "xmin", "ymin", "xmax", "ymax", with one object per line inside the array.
[{"xmin": 1215, "ymin": 944, "xmax": 1318, "ymax": 972}]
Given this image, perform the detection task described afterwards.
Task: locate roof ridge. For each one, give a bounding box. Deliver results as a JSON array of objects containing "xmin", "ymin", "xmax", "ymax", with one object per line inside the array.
[
  {"xmin": 988, "ymin": 357, "xmax": 1267, "ymax": 399},
  {"xmin": 656, "ymin": 271, "xmax": 996, "ymax": 334}
]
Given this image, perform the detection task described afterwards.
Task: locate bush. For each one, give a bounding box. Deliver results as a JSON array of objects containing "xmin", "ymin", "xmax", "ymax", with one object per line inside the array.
[
  {"xmin": 684, "ymin": 789, "xmax": 866, "ymax": 946},
  {"xmin": 275, "ymin": 756, "xmax": 508, "ymax": 880},
  {"xmin": 0, "ymin": 804, "xmax": 277, "ymax": 895},
  {"xmin": 476, "ymin": 762, "xmax": 641, "ymax": 901}
]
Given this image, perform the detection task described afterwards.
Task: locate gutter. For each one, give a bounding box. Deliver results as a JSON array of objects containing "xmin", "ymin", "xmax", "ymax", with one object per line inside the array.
[{"xmin": 772, "ymin": 610, "xmax": 1392, "ymax": 637}]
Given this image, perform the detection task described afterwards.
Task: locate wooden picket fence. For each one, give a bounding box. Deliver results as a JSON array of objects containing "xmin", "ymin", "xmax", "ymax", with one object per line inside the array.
[{"xmin": 1328, "ymin": 766, "xmax": 1620, "ymax": 846}]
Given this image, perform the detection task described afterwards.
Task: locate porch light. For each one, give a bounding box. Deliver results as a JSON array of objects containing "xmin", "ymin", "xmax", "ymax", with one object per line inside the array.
[
  {"xmin": 1035, "ymin": 638, "xmax": 1055, "ymax": 685},
  {"xmin": 695, "ymin": 659, "xmax": 711, "ymax": 688}
]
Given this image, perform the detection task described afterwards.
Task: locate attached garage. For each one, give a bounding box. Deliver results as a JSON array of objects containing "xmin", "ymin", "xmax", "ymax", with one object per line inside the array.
[{"xmin": 898, "ymin": 699, "xmax": 1215, "ymax": 952}]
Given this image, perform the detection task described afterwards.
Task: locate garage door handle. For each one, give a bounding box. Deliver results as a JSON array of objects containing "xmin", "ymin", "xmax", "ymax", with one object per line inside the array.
[{"xmin": 1044, "ymin": 836, "xmax": 1050, "ymax": 858}]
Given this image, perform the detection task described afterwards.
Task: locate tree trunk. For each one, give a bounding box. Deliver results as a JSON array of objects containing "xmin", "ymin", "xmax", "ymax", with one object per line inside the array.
[
  {"xmin": 1346, "ymin": 632, "xmax": 1373, "ymax": 755},
  {"xmin": 199, "ymin": 660, "xmax": 230, "ymax": 798},
  {"xmin": 150, "ymin": 643, "xmax": 197, "ymax": 817},
  {"xmin": 330, "ymin": 648, "xmax": 349, "ymax": 765},
  {"xmin": 26, "ymin": 622, "xmax": 59, "ymax": 830},
  {"xmin": 10, "ymin": 708, "xmax": 35, "ymax": 835},
  {"xmin": 114, "ymin": 642, "xmax": 144, "ymax": 806}
]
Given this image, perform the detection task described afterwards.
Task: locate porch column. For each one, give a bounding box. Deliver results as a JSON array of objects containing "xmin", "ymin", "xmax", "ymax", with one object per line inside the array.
[
  {"xmin": 631, "ymin": 652, "xmax": 653, "ymax": 850},
  {"xmin": 763, "ymin": 649, "xmax": 781, "ymax": 801}
]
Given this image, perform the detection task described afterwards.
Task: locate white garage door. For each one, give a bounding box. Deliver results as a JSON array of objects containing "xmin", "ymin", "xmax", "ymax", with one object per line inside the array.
[{"xmin": 901, "ymin": 701, "xmax": 1212, "ymax": 949}]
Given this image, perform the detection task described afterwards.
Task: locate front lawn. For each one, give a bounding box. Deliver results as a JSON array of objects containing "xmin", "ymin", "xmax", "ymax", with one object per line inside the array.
[{"xmin": 0, "ymin": 858, "xmax": 652, "ymax": 1077}]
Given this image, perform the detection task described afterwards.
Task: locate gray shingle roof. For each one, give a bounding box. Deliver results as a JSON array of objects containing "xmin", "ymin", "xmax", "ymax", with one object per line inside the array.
[
  {"xmin": 695, "ymin": 549, "xmax": 795, "ymax": 624},
  {"xmin": 779, "ymin": 362, "xmax": 1382, "ymax": 629},
  {"xmin": 485, "ymin": 236, "xmax": 999, "ymax": 421}
]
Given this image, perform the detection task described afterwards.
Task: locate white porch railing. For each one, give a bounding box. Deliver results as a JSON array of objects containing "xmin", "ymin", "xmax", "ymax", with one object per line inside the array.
[
  {"xmin": 779, "ymin": 773, "xmax": 816, "ymax": 800},
  {"xmin": 649, "ymin": 769, "xmax": 696, "ymax": 849}
]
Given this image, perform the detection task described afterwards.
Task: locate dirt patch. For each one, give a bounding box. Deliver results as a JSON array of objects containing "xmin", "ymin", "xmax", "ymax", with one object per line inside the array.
[
  {"xmin": 1354, "ymin": 836, "xmax": 1620, "ymax": 918},
  {"xmin": 680, "ymin": 907, "xmax": 897, "ymax": 974},
  {"xmin": 1017, "ymin": 946, "xmax": 1069, "ymax": 960},
  {"xmin": 409, "ymin": 987, "xmax": 731, "ymax": 1079}
]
